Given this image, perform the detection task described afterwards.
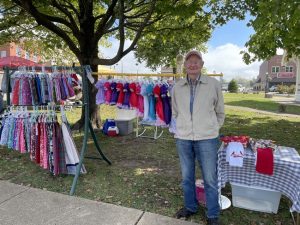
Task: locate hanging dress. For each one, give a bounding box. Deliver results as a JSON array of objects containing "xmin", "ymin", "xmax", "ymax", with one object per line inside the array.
[
  {"xmin": 146, "ymin": 83, "xmax": 156, "ymax": 122},
  {"xmin": 141, "ymin": 83, "xmax": 149, "ymax": 121},
  {"xmin": 153, "ymin": 84, "xmax": 165, "ymax": 126},
  {"xmin": 12, "ymin": 79, "xmax": 20, "ymax": 105},
  {"xmin": 110, "ymin": 82, "xmax": 119, "ymax": 105},
  {"xmin": 122, "ymin": 83, "xmax": 130, "ymax": 109},
  {"xmin": 60, "ymin": 107, "xmax": 86, "ymax": 175},
  {"xmin": 161, "ymin": 84, "xmax": 172, "ymax": 125},
  {"xmin": 136, "ymin": 83, "xmax": 144, "ymax": 117},
  {"xmin": 129, "ymin": 82, "xmax": 138, "ymax": 109},
  {"xmin": 116, "ymin": 82, "xmax": 124, "ymax": 108},
  {"xmin": 22, "ymin": 77, "xmax": 32, "ymax": 105},
  {"xmin": 95, "ymin": 79, "xmax": 105, "ymax": 105},
  {"xmin": 104, "ymin": 81, "xmax": 112, "ymax": 104}
]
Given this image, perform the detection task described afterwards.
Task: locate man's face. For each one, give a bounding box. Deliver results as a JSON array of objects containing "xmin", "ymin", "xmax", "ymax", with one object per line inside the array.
[{"xmin": 184, "ymin": 55, "xmax": 204, "ymax": 78}]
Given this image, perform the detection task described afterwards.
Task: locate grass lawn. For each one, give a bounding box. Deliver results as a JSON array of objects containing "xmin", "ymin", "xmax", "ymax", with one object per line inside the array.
[
  {"xmin": 0, "ymin": 105, "xmax": 299, "ymax": 225},
  {"xmin": 224, "ymin": 93, "xmax": 300, "ymax": 115}
]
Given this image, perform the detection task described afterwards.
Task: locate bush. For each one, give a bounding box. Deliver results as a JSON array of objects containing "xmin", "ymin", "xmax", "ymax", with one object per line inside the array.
[
  {"xmin": 277, "ymin": 84, "xmax": 296, "ymax": 94},
  {"xmin": 288, "ymin": 85, "xmax": 295, "ymax": 94},
  {"xmin": 228, "ymin": 79, "xmax": 238, "ymax": 93}
]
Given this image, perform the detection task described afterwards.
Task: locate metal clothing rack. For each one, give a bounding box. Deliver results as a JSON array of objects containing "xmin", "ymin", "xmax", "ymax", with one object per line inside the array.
[
  {"xmin": 94, "ymin": 71, "xmax": 223, "ymax": 140},
  {"xmin": 3, "ymin": 65, "xmax": 111, "ymax": 196},
  {"xmin": 135, "ymin": 118, "xmax": 164, "ymax": 140}
]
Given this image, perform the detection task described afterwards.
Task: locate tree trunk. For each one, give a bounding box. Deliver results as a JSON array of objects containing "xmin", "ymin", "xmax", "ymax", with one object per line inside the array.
[{"xmin": 72, "ymin": 62, "xmax": 101, "ymax": 130}]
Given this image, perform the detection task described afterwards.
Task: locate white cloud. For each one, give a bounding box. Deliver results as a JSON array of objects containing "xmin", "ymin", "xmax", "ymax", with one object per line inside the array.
[
  {"xmin": 100, "ymin": 40, "xmax": 261, "ymax": 80},
  {"xmin": 203, "ymin": 43, "xmax": 261, "ymax": 81}
]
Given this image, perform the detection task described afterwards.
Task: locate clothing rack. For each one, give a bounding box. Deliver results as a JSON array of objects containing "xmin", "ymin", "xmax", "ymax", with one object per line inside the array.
[
  {"xmin": 4, "ymin": 65, "xmax": 111, "ymax": 196},
  {"xmin": 93, "ymin": 72, "xmax": 222, "ymax": 140},
  {"xmin": 93, "ymin": 72, "xmax": 224, "ymax": 77}
]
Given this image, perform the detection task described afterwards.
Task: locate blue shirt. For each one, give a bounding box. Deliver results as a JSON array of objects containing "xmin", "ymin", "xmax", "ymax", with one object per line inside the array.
[{"xmin": 187, "ymin": 75, "xmax": 201, "ymax": 114}]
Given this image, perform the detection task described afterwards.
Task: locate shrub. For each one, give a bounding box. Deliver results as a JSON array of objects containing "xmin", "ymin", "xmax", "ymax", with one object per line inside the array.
[
  {"xmin": 277, "ymin": 85, "xmax": 288, "ymax": 94},
  {"xmin": 228, "ymin": 79, "xmax": 238, "ymax": 93},
  {"xmin": 277, "ymin": 84, "xmax": 296, "ymax": 94},
  {"xmin": 288, "ymin": 85, "xmax": 295, "ymax": 94}
]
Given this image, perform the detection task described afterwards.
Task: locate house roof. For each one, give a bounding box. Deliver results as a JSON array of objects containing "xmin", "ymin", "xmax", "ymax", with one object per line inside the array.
[{"xmin": 0, "ymin": 56, "xmax": 42, "ymax": 67}]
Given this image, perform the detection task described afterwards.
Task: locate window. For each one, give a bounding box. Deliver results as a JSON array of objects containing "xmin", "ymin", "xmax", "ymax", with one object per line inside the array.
[
  {"xmin": 16, "ymin": 46, "xmax": 21, "ymax": 57},
  {"xmin": 271, "ymin": 66, "xmax": 279, "ymax": 73},
  {"xmin": 285, "ymin": 66, "xmax": 293, "ymax": 72},
  {"xmin": 0, "ymin": 51, "xmax": 6, "ymax": 58},
  {"xmin": 25, "ymin": 51, "xmax": 30, "ymax": 59}
]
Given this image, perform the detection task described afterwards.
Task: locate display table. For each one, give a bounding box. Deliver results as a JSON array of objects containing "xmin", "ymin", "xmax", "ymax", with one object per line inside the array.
[{"xmin": 217, "ymin": 143, "xmax": 300, "ymax": 215}]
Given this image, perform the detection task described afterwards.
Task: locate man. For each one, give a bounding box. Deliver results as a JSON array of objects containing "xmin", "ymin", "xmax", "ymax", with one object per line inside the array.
[{"xmin": 172, "ymin": 50, "xmax": 225, "ymax": 225}]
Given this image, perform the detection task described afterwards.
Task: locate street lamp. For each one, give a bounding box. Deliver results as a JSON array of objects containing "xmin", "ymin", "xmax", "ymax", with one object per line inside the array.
[
  {"xmin": 136, "ymin": 63, "xmax": 139, "ymax": 74},
  {"xmin": 265, "ymin": 72, "xmax": 269, "ymax": 93}
]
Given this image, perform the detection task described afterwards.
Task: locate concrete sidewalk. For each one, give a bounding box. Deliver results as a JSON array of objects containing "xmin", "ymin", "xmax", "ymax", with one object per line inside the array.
[{"xmin": 0, "ymin": 180, "xmax": 202, "ymax": 225}]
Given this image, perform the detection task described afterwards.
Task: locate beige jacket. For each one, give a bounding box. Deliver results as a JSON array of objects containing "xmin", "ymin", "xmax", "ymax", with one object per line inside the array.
[{"xmin": 172, "ymin": 75, "xmax": 225, "ymax": 140}]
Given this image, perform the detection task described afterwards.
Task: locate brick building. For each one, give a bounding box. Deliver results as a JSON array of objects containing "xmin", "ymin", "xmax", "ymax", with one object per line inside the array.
[
  {"xmin": 254, "ymin": 55, "xmax": 297, "ymax": 91},
  {"xmin": 0, "ymin": 42, "xmax": 41, "ymax": 63}
]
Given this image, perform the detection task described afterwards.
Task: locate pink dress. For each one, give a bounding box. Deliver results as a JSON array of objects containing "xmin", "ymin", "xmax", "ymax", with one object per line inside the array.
[{"xmin": 136, "ymin": 83, "xmax": 144, "ymax": 117}]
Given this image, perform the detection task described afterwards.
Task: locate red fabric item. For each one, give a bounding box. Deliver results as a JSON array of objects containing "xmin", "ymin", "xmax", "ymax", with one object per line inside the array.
[
  {"xmin": 116, "ymin": 82, "xmax": 124, "ymax": 108},
  {"xmin": 220, "ymin": 135, "xmax": 249, "ymax": 147},
  {"xmin": 129, "ymin": 82, "xmax": 138, "ymax": 109},
  {"xmin": 71, "ymin": 73, "xmax": 79, "ymax": 81},
  {"xmin": 136, "ymin": 83, "xmax": 144, "ymax": 115},
  {"xmin": 153, "ymin": 85, "xmax": 165, "ymax": 123},
  {"xmin": 12, "ymin": 79, "xmax": 20, "ymax": 105},
  {"xmin": 104, "ymin": 82, "xmax": 112, "ymax": 104},
  {"xmin": 256, "ymin": 147, "xmax": 274, "ymax": 176}
]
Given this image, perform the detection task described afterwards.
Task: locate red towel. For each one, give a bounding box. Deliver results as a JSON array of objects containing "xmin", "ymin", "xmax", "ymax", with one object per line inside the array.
[{"xmin": 256, "ymin": 147, "xmax": 274, "ymax": 175}]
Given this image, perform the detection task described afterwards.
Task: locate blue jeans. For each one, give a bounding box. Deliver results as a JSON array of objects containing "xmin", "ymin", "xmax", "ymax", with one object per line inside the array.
[{"xmin": 176, "ymin": 138, "xmax": 220, "ymax": 219}]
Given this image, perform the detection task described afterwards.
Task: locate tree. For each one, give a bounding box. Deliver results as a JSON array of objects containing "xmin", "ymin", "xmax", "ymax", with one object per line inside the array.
[
  {"xmin": 0, "ymin": 0, "xmax": 212, "ymax": 129},
  {"xmin": 228, "ymin": 79, "xmax": 238, "ymax": 93},
  {"xmin": 208, "ymin": 0, "xmax": 300, "ymax": 63},
  {"xmin": 134, "ymin": 4, "xmax": 210, "ymax": 71}
]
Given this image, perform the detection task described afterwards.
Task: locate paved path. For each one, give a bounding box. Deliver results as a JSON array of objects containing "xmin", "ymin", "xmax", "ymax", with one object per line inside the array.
[
  {"xmin": 0, "ymin": 180, "xmax": 203, "ymax": 225},
  {"xmin": 225, "ymin": 105, "xmax": 300, "ymax": 118}
]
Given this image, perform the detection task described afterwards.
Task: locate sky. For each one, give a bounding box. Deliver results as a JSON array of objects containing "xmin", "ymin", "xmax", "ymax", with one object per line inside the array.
[{"xmin": 100, "ymin": 16, "xmax": 262, "ymax": 81}]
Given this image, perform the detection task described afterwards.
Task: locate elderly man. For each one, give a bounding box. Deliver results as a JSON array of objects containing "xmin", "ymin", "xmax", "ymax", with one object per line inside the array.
[{"xmin": 172, "ymin": 50, "xmax": 225, "ymax": 225}]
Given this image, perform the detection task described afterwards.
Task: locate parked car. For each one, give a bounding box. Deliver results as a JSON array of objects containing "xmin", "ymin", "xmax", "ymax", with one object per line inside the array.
[
  {"xmin": 269, "ymin": 85, "xmax": 277, "ymax": 92},
  {"xmin": 238, "ymin": 84, "xmax": 245, "ymax": 92}
]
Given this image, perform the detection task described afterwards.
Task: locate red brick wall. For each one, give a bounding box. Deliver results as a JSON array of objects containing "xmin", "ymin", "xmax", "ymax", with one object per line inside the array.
[{"xmin": 0, "ymin": 42, "xmax": 42, "ymax": 63}]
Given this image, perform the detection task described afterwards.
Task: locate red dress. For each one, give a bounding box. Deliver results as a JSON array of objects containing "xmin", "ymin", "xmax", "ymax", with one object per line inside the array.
[
  {"xmin": 104, "ymin": 81, "xmax": 112, "ymax": 104},
  {"xmin": 116, "ymin": 82, "xmax": 124, "ymax": 108},
  {"xmin": 153, "ymin": 85, "xmax": 165, "ymax": 126},
  {"xmin": 129, "ymin": 82, "xmax": 138, "ymax": 109},
  {"xmin": 12, "ymin": 79, "xmax": 20, "ymax": 105}
]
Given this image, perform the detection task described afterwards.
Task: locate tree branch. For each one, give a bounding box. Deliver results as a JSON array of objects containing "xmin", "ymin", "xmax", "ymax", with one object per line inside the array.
[
  {"xmin": 12, "ymin": 0, "xmax": 80, "ymax": 58},
  {"xmin": 51, "ymin": 0, "xmax": 80, "ymax": 36},
  {"xmin": 93, "ymin": 0, "xmax": 157, "ymax": 65},
  {"xmin": 115, "ymin": 0, "xmax": 125, "ymax": 58},
  {"xmin": 63, "ymin": 0, "xmax": 80, "ymax": 18},
  {"xmin": 94, "ymin": 0, "xmax": 118, "ymax": 43}
]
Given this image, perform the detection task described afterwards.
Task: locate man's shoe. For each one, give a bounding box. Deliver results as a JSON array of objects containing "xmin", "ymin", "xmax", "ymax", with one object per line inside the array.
[
  {"xmin": 175, "ymin": 207, "xmax": 196, "ymax": 219},
  {"xmin": 207, "ymin": 218, "xmax": 220, "ymax": 225}
]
